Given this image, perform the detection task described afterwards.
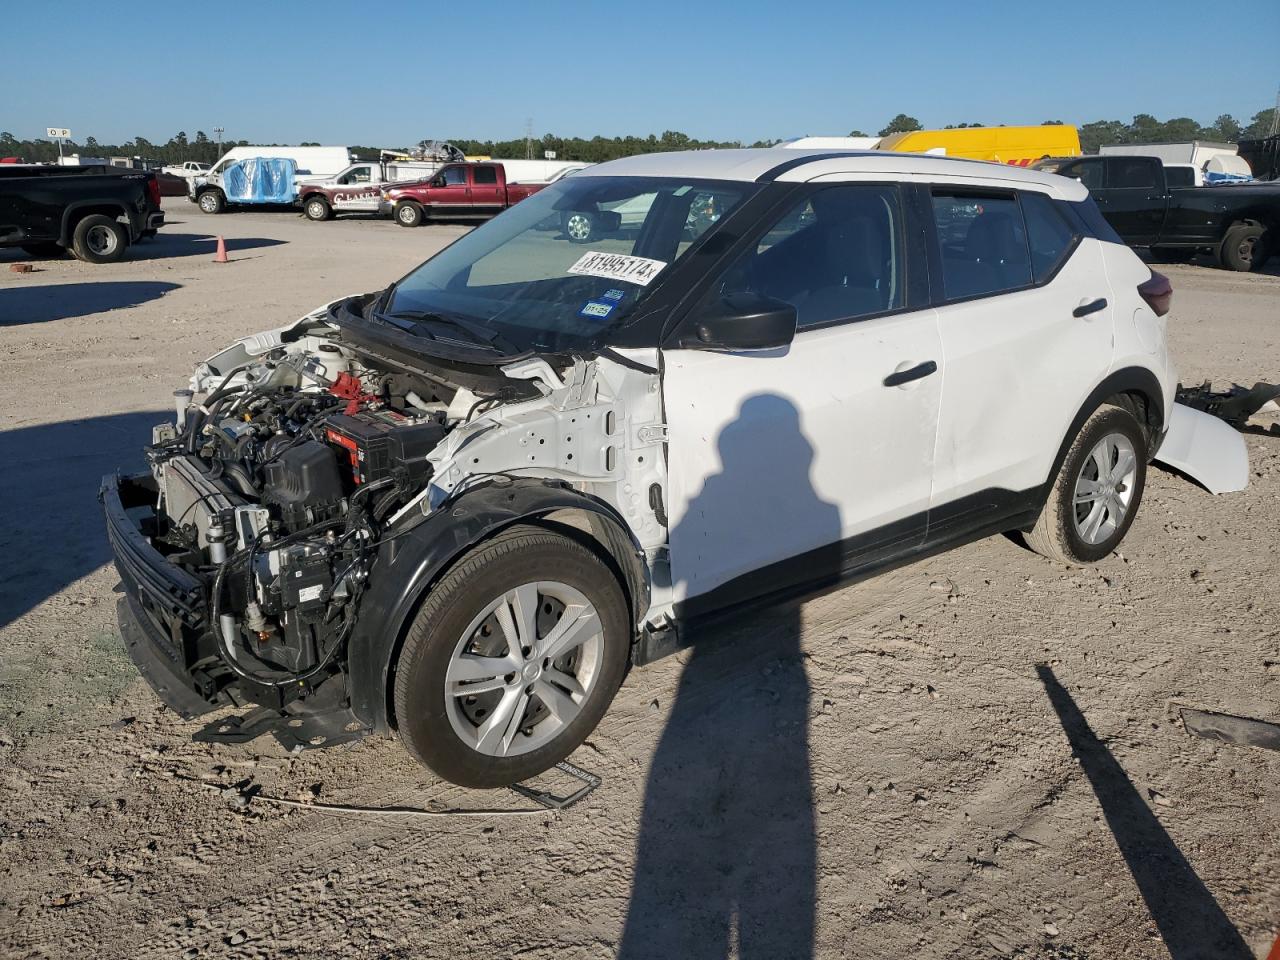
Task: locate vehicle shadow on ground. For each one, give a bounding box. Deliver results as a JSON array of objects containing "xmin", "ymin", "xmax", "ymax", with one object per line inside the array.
[
  {"xmin": 1036, "ymin": 665, "xmax": 1251, "ymax": 959},
  {"xmin": 124, "ymin": 233, "xmax": 286, "ymax": 262},
  {"xmin": 0, "ymin": 410, "xmax": 166, "ymax": 629},
  {"xmin": 619, "ymin": 395, "xmax": 830, "ymax": 960},
  {"xmin": 0, "ymin": 281, "xmax": 182, "ymax": 325}
]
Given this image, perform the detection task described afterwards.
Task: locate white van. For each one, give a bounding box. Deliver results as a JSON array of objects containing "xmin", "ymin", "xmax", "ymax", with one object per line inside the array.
[{"xmin": 190, "ymin": 146, "xmax": 353, "ymax": 213}]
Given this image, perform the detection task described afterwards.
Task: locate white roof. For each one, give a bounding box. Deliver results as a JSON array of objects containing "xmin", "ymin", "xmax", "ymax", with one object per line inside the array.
[{"xmin": 582, "ymin": 148, "xmax": 1088, "ymax": 200}]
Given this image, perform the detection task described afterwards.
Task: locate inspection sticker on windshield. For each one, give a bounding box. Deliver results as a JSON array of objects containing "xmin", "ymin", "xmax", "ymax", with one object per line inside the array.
[
  {"xmin": 568, "ymin": 251, "xmax": 667, "ymax": 286},
  {"xmin": 579, "ymin": 300, "xmax": 616, "ymax": 320}
]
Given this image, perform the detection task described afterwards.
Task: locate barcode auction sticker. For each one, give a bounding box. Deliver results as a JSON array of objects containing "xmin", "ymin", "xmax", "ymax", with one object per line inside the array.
[{"xmin": 567, "ymin": 251, "xmax": 667, "ymax": 286}]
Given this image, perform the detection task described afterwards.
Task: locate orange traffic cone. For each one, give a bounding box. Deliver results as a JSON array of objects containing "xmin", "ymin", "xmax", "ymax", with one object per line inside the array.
[{"xmin": 213, "ymin": 236, "xmax": 229, "ymax": 263}]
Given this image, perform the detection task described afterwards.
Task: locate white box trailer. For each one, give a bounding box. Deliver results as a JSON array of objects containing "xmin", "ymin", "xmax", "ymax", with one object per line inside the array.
[
  {"xmin": 1098, "ymin": 142, "xmax": 1252, "ymax": 178},
  {"xmin": 487, "ymin": 158, "xmax": 591, "ymax": 183}
]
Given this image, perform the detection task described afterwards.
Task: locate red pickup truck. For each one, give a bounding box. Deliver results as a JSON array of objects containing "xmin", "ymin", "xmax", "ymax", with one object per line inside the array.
[{"xmin": 381, "ymin": 162, "xmax": 547, "ymax": 227}]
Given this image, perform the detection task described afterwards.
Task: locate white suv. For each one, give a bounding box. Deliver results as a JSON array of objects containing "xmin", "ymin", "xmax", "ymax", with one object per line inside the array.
[{"xmin": 104, "ymin": 149, "xmax": 1181, "ymax": 787}]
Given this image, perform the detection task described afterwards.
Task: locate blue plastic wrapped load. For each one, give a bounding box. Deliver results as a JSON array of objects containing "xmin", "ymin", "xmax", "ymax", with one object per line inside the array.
[{"xmin": 222, "ymin": 157, "xmax": 297, "ymax": 203}]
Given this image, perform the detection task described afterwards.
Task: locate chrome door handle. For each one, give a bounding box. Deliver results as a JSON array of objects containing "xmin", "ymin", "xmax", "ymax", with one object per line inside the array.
[
  {"xmin": 883, "ymin": 360, "xmax": 938, "ymax": 387},
  {"xmin": 1073, "ymin": 298, "xmax": 1108, "ymax": 318}
]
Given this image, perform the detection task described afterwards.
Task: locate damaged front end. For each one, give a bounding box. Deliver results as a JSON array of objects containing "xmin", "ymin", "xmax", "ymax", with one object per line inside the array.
[{"xmin": 100, "ymin": 298, "xmax": 666, "ymax": 749}]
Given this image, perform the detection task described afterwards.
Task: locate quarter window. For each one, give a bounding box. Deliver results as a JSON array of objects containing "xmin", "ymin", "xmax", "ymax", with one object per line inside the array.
[
  {"xmin": 710, "ymin": 185, "xmax": 905, "ymax": 329},
  {"xmin": 931, "ymin": 193, "xmax": 1032, "ymax": 300},
  {"xmin": 1020, "ymin": 191, "xmax": 1078, "ymax": 282}
]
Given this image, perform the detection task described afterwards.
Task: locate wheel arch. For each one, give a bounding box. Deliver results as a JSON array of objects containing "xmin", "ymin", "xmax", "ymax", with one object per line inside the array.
[
  {"xmin": 1043, "ymin": 366, "xmax": 1165, "ymax": 501},
  {"xmin": 59, "ymin": 202, "xmax": 128, "ymax": 245},
  {"xmin": 344, "ymin": 479, "xmax": 649, "ymax": 735}
]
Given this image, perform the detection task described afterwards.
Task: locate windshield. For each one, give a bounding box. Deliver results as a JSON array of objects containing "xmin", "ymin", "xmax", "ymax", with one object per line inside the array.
[{"xmin": 384, "ymin": 175, "xmax": 753, "ymax": 352}]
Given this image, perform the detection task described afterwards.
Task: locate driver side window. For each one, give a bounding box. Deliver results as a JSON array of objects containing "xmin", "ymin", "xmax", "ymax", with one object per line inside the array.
[{"xmin": 711, "ymin": 185, "xmax": 905, "ymax": 329}]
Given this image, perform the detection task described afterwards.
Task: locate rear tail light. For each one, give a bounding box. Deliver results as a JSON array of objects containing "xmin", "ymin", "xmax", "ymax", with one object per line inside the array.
[
  {"xmin": 146, "ymin": 175, "xmax": 162, "ymax": 208},
  {"xmin": 1138, "ymin": 270, "xmax": 1172, "ymax": 317}
]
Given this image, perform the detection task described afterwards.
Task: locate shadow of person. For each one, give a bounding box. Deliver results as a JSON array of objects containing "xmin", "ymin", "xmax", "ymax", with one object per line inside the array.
[
  {"xmin": 619, "ymin": 395, "xmax": 837, "ymax": 960},
  {"xmin": 1037, "ymin": 665, "xmax": 1251, "ymax": 959}
]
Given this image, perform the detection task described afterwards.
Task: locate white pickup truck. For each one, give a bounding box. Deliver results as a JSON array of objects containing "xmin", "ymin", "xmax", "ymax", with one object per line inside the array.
[{"xmin": 162, "ymin": 161, "xmax": 212, "ymax": 179}]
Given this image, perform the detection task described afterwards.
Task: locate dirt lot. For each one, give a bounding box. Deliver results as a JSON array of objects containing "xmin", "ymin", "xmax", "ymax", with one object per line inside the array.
[{"xmin": 1, "ymin": 201, "xmax": 1277, "ymax": 959}]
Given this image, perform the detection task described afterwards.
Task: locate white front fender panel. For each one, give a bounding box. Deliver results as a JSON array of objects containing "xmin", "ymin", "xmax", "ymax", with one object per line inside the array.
[{"xmin": 1153, "ymin": 403, "xmax": 1249, "ymax": 495}]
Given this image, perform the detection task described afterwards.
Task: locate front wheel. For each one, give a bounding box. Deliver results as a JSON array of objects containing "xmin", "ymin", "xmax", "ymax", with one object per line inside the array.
[
  {"xmin": 1022, "ymin": 403, "xmax": 1148, "ymax": 565},
  {"xmin": 395, "ymin": 201, "xmax": 424, "ymax": 227},
  {"xmin": 71, "ymin": 215, "xmax": 128, "ymax": 264},
  {"xmin": 197, "ymin": 190, "xmax": 226, "ymax": 215},
  {"xmin": 304, "ymin": 196, "xmax": 332, "ymax": 221},
  {"xmin": 1218, "ymin": 222, "xmax": 1265, "ymax": 272},
  {"xmin": 393, "ymin": 525, "xmax": 631, "ymax": 788}
]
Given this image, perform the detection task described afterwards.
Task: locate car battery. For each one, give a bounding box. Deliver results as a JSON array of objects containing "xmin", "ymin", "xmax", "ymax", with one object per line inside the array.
[{"xmin": 324, "ymin": 409, "xmax": 446, "ymax": 487}]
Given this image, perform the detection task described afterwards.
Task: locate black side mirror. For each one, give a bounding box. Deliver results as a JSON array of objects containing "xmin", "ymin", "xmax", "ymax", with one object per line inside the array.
[
  {"xmin": 682, "ymin": 292, "xmax": 797, "ymax": 351},
  {"xmin": 596, "ymin": 210, "xmax": 622, "ymax": 233}
]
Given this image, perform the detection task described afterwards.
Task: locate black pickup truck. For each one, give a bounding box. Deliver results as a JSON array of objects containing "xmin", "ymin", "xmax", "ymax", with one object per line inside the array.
[
  {"xmin": 0, "ymin": 164, "xmax": 165, "ymax": 264},
  {"xmin": 1035, "ymin": 154, "xmax": 1278, "ymax": 271}
]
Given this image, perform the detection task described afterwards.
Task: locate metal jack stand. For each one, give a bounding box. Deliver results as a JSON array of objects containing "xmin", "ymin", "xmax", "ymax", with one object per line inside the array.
[{"xmin": 509, "ymin": 760, "xmax": 602, "ymax": 810}]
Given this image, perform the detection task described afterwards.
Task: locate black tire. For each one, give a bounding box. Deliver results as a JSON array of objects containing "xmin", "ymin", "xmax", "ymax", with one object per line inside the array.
[
  {"xmin": 1218, "ymin": 222, "xmax": 1265, "ymax": 272},
  {"xmin": 1149, "ymin": 247, "xmax": 1195, "ymax": 264},
  {"xmin": 303, "ymin": 196, "xmax": 332, "ymax": 221},
  {"xmin": 70, "ymin": 215, "xmax": 128, "ymax": 264},
  {"xmin": 196, "ymin": 190, "xmax": 226, "ymax": 215},
  {"xmin": 562, "ymin": 210, "xmax": 596, "ymax": 243},
  {"xmin": 1022, "ymin": 403, "xmax": 1148, "ymax": 565},
  {"xmin": 395, "ymin": 201, "xmax": 424, "ymax": 227},
  {"xmin": 20, "ymin": 242, "xmax": 66, "ymax": 259},
  {"xmin": 393, "ymin": 524, "xmax": 631, "ymax": 788}
]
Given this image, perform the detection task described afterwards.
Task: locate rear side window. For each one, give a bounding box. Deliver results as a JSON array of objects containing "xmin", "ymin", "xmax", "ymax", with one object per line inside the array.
[
  {"xmin": 1108, "ymin": 158, "xmax": 1156, "ymax": 189},
  {"xmin": 1020, "ymin": 192, "xmax": 1079, "ymax": 282},
  {"xmin": 930, "ymin": 193, "xmax": 1031, "ymax": 300},
  {"xmin": 473, "ymin": 166, "xmax": 498, "ymax": 185},
  {"xmin": 1164, "ymin": 166, "xmax": 1195, "ymax": 188}
]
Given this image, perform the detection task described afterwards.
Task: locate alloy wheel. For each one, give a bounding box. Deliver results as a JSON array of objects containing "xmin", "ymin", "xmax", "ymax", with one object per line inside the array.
[
  {"xmin": 1072, "ymin": 432, "xmax": 1137, "ymax": 545},
  {"xmin": 443, "ymin": 581, "xmax": 604, "ymax": 758}
]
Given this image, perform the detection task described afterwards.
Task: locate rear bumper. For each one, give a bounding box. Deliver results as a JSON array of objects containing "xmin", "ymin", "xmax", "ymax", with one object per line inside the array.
[
  {"xmin": 100, "ymin": 471, "xmax": 224, "ymax": 717},
  {"xmin": 145, "ymin": 210, "xmax": 165, "ymax": 233}
]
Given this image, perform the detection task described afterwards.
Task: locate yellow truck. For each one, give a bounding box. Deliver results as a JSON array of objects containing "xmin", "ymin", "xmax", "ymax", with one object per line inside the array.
[{"xmin": 879, "ymin": 125, "xmax": 1081, "ymax": 166}]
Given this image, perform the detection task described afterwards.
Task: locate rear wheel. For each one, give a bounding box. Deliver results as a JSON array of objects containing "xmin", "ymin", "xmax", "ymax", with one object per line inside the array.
[
  {"xmin": 1218, "ymin": 222, "xmax": 1265, "ymax": 271},
  {"xmin": 197, "ymin": 190, "xmax": 226, "ymax": 215},
  {"xmin": 1023, "ymin": 404, "xmax": 1148, "ymax": 565},
  {"xmin": 395, "ymin": 201, "xmax": 424, "ymax": 227},
  {"xmin": 71, "ymin": 215, "xmax": 128, "ymax": 264},
  {"xmin": 304, "ymin": 196, "xmax": 332, "ymax": 221},
  {"xmin": 393, "ymin": 525, "xmax": 630, "ymax": 788}
]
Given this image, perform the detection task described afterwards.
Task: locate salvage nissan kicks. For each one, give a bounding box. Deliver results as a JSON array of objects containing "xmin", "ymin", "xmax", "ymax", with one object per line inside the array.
[{"xmin": 103, "ymin": 149, "xmax": 1180, "ymax": 787}]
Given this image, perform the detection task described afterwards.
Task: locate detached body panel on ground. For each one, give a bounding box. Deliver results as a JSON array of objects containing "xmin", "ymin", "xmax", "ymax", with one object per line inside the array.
[{"xmin": 102, "ymin": 148, "xmax": 1212, "ymax": 788}]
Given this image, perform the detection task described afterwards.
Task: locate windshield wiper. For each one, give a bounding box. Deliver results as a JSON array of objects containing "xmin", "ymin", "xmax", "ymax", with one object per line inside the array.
[{"xmin": 380, "ymin": 310, "xmax": 521, "ymax": 354}]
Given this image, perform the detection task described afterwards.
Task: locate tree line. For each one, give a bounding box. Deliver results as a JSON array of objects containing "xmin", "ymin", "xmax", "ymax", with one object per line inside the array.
[{"xmin": 3, "ymin": 108, "xmax": 1275, "ymax": 166}]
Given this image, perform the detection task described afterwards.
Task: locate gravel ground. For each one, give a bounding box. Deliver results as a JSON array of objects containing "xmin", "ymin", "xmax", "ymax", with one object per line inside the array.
[{"xmin": 1, "ymin": 200, "xmax": 1277, "ymax": 960}]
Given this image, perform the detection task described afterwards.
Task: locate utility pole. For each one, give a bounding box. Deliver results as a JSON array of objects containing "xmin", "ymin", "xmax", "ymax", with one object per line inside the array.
[
  {"xmin": 213, "ymin": 126, "xmax": 225, "ymax": 154},
  {"xmin": 525, "ymin": 118, "xmax": 533, "ymax": 160},
  {"xmin": 1270, "ymin": 86, "xmax": 1279, "ymax": 138}
]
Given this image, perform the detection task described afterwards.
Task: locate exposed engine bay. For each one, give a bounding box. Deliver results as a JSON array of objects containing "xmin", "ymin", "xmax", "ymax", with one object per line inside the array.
[{"xmin": 132, "ymin": 300, "xmax": 669, "ymax": 713}]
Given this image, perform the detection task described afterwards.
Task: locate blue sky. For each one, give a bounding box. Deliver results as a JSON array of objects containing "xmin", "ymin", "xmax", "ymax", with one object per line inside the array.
[{"xmin": 2, "ymin": 0, "xmax": 1276, "ymax": 145}]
